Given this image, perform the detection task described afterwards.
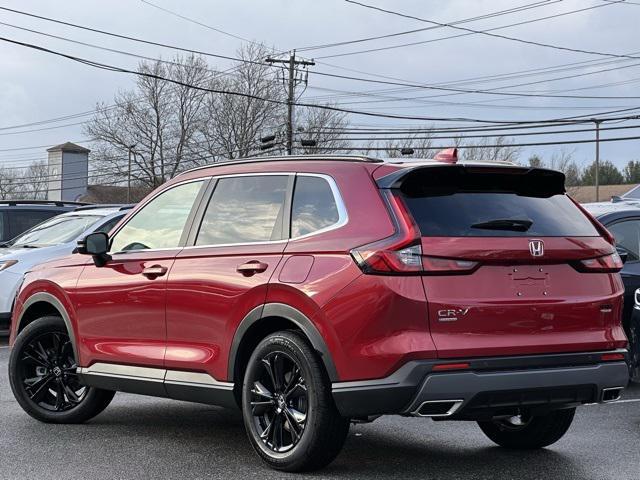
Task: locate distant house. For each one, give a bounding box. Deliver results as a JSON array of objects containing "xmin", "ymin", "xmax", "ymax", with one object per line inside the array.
[{"xmin": 570, "ymin": 184, "xmax": 640, "ymax": 203}]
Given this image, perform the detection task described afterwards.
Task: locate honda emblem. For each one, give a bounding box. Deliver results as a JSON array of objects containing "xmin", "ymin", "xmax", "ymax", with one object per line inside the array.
[{"xmin": 529, "ymin": 239, "xmax": 544, "ymax": 257}]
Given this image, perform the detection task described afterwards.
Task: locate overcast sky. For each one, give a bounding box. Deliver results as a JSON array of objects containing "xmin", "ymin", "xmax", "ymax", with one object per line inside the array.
[{"xmin": 1, "ymin": 0, "xmax": 639, "ymax": 170}]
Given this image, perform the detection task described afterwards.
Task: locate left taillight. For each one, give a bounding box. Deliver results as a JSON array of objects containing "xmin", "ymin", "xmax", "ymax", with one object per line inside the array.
[
  {"xmin": 350, "ymin": 191, "xmax": 479, "ymax": 275},
  {"xmin": 572, "ymin": 252, "xmax": 623, "ymax": 273}
]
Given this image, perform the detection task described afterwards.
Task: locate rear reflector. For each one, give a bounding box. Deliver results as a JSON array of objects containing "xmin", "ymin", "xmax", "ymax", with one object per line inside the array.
[
  {"xmin": 601, "ymin": 353, "xmax": 625, "ymax": 362},
  {"xmin": 432, "ymin": 362, "xmax": 470, "ymax": 372}
]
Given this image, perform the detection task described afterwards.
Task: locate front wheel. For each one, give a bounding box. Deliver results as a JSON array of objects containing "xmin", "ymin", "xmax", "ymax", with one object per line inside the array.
[
  {"xmin": 241, "ymin": 331, "xmax": 350, "ymax": 472},
  {"xmin": 477, "ymin": 408, "xmax": 576, "ymax": 449},
  {"xmin": 9, "ymin": 316, "xmax": 115, "ymax": 423}
]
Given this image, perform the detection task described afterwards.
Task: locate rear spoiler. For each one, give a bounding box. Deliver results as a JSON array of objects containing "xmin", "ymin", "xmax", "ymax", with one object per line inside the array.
[{"xmin": 376, "ymin": 164, "xmax": 566, "ymax": 197}]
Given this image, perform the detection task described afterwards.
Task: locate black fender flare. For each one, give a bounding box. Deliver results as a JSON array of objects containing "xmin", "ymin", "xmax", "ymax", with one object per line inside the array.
[
  {"xmin": 228, "ymin": 303, "xmax": 339, "ymax": 382},
  {"xmin": 16, "ymin": 292, "xmax": 79, "ymax": 360}
]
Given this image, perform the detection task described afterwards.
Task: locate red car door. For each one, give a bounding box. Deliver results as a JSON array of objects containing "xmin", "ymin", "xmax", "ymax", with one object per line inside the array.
[
  {"xmin": 74, "ymin": 179, "xmax": 206, "ymax": 368},
  {"xmin": 165, "ymin": 174, "xmax": 291, "ymax": 385}
]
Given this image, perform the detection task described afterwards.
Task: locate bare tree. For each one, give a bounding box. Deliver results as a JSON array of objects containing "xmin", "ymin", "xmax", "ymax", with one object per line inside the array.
[
  {"xmin": 457, "ymin": 136, "xmax": 521, "ymax": 163},
  {"xmin": 0, "ymin": 168, "xmax": 19, "ymax": 200},
  {"xmin": 296, "ymin": 107, "xmax": 351, "ymax": 155},
  {"xmin": 23, "ymin": 161, "xmax": 49, "ymax": 199},
  {"xmin": 381, "ymin": 134, "xmax": 435, "ymax": 158},
  {"xmin": 85, "ymin": 54, "xmax": 211, "ymax": 188},
  {"xmin": 198, "ymin": 44, "xmax": 285, "ymax": 160}
]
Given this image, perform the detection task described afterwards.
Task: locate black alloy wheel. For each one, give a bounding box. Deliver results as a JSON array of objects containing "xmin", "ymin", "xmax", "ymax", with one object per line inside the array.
[
  {"xmin": 250, "ymin": 351, "xmax": 308, "ymax": 453},
  {"xmin": 242, "ymin": 331, "xmax": 349, "ymax": 472},
  {"xmin": 17, "ymin": 330, "xmax": 86, "ymax": 412},
  {"xmin": 9, "ymin": 316, "xmax": 115, "ymax": 423}
]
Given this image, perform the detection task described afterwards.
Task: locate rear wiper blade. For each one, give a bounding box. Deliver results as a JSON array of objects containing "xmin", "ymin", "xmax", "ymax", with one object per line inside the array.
[{"xmin": 471, "ymin": 219, "xmax": 533, "ymax": 232}]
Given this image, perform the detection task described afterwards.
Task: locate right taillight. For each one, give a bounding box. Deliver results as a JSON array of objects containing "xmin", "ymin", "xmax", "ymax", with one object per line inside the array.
[
  {"xmin": 351, "ymin": 190, "xmax": 479, "ymax": 275},
  {"xmin": 572, "ymin": 252, "xmax": 623, "ymax": 273}
]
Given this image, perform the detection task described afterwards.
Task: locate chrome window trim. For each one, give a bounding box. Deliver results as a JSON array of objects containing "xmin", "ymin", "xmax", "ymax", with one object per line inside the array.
[
  {"xmin": 108, "ymin": 177, "xmax": 209, "ymax": 255},
  {"xmin": 289, "ymin": 173, "xmax": 348, "ymax": 241},
  {"xmin": 183, "ymin": 172, "xmax": 348, "ymax": 250},
  {"xmin": 107, "ymin": 171, "xmax": 348, "ymax": 254}
]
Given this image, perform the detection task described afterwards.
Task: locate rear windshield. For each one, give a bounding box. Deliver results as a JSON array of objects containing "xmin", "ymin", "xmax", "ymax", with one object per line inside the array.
[{"xmin": 403, "ymin": 193, "xmax": 599, "ymax": 237}]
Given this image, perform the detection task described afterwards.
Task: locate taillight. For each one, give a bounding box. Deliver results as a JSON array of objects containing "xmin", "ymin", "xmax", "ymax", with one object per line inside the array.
[
  {"xmin": 352, "ymin": 242, "xmax": 423, "ymax": 274},
  {"xmin": 351, "ymin": 191, "xmax": 479, "ymax": 275},
  {"xmin": 572, "ymin": 252, "xmax": 623, "ymax": 273}
]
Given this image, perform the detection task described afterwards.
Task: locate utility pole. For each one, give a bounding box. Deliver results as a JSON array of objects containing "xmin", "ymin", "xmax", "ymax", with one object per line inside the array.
[
  {"xmin": 127, "ymin": 144, "xmax": 136, "ymax": 203},
  {"xmin": 594, "ymin": 120, "xmax": 601, "ymax": 202},
  {"xmin": 266, "ymin": 50, "xmax": 315, "ymax": 155}
]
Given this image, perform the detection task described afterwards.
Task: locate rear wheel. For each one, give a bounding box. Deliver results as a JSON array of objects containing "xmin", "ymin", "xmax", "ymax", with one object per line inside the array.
[
  {"xmin": 241, "ymin": 330, "xmax": 349, "ymax": 472},
  {"xmin": 9, "ymin": 316, "xmax": 115, "ymax": 423},
  {"xmin": 477, "ymin": 408, "xmax": 575, "ymax": 449}
]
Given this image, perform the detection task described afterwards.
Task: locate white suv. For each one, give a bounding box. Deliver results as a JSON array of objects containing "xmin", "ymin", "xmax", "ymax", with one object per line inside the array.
[{"xmin": 0, "ymin": 205, "xmax": 131, "ymax": 333}]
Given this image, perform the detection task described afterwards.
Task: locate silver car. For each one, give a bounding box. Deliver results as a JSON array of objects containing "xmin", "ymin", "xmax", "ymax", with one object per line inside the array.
[{"xmin": 0, "ymin": 205, "xmax": 131, "ymax": 333}]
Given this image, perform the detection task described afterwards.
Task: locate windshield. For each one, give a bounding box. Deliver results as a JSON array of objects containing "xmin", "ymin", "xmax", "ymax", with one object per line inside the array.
[{"xmin": 11, "ymin": 215, "xmax": 100, "ymax": 247}]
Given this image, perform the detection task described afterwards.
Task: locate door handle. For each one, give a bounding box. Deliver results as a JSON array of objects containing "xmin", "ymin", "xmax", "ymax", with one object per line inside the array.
[
  {"xmin": 142, "ymin": 265, "xmax": 168, "ymax": 279},
  {"xmin": 237, "ymin": 261, "xmax": 269, "ymax": 276}
]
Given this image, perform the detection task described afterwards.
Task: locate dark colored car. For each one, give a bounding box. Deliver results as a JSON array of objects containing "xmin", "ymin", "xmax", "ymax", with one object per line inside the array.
[
  {"xmin": 0, "ymin": 200, "xmax": 87, "ymax": 244},
  {"xmin": 8, "ymin": 153, "xmax": 629, "ymax": 472},
  {"xmin": 584, "ymin": 199, "xmax": 640, "ymax": 380}
]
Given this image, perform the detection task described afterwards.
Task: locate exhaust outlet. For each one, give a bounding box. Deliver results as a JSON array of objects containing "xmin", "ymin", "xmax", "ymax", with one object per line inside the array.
[
  {"xmin": 411, "ymin": 400, "xmax": 464, "ymax": 417},
  {"xmin": 601, "ymin": 387, "xmax": 624, "ymax": 403}
]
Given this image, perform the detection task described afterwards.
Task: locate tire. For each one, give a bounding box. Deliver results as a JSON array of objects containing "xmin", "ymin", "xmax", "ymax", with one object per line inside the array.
[
  {"xmin": 9, "ymin": 316, "xmax": 115, "ymax": 424},
  {"xmin": 477, "ymin": 408, "xmax": 576, "ymax": 449},
  {"xmin": 241, "ymin": 330, "xmax": 350, "ymax": 472}
]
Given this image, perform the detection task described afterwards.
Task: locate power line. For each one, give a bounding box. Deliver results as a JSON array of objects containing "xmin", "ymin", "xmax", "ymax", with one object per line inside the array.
[
  {"xmin": 296, "ymin": 0, "xmax": 561, "ymax": 52},
  {"xmin": 333, "ymin": 0, "xmax": 627, "ymax": 60},
  {"xmin": 305, "ymin": 133, "xmax": 640, "ymax": 150},
  {"xmin": 10, "ymin": 35, "xmax": 634, "ymax": 125},
  {"xmin": 139, "ymin": 0, "xmax": 256, "ymax": 45}
]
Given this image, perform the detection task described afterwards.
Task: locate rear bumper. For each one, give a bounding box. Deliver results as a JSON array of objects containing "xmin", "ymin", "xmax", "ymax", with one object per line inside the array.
[{"xmin": 332, "ymin": 350, "xmax": 629, "ymax": 419}]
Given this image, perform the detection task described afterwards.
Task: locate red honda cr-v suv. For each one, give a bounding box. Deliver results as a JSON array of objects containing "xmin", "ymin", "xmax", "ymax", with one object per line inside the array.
[{"xmin": 8, "ymin": 152, "xmax": 629, "ymax": 472}]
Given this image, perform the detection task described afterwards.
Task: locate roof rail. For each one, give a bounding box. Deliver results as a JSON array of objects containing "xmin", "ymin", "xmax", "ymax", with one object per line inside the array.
[
  {"xmin": 0, "ymin": 200, "xmax": 90, "ymax": 207},
  {"xmin": 177, "ymin": 154, "xmax": 383, "ymax": 177},
  {"xmin": 73, "ymin": 203, "xmax": 135, "ymax": 212}
]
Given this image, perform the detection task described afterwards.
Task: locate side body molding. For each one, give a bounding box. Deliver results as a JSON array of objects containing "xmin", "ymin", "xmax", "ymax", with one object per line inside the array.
[
  {"xmin": 16, "ymin": 292, "xmax": 79, "ymax": 360},
  {"xmin": 228, "ymin": 303, "xmax": 339, "ymax": 382}
]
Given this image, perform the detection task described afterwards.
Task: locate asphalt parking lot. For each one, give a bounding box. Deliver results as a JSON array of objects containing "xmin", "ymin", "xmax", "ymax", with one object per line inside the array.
[{"xmin": 1, "ymin": 338, "xmax": 639, "ymax": 480}]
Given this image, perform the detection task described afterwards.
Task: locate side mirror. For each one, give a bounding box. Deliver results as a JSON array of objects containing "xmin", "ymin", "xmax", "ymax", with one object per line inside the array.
[
  {"xmin": 77, "ymin": 232, "xmax": 111, "ymax": 267},
  {"xmin": 616, "ymin": 247, "xmax": 629, "ymax": 265}
]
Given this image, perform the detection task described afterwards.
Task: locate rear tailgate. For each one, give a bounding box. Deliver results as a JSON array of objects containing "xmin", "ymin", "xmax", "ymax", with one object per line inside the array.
[
  {"xmin": 388, "ymin": 164, "xmax": 628, "ymax": 358},
  {"xmin": 421, "ymin": 236, "xmax": 626, "ymax": 358}
]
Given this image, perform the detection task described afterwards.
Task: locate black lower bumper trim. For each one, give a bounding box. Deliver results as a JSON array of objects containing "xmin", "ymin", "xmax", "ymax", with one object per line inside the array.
[
  {"xmin": 332, "ymin": 350, "xmax": 629, "ymax": 418},
  {"xmin": 0, "ymin": 312, "xmax": 10, "ymax": 335}
]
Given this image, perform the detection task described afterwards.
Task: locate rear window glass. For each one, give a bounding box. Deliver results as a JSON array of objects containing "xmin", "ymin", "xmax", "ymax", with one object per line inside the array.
[
  {"xmin": 403, "ymin": 193, "xmax": 599, "ymax": 237},
  {"xmin": 9, "ymin": 209, "xmax": 58, "ymax": 238}
]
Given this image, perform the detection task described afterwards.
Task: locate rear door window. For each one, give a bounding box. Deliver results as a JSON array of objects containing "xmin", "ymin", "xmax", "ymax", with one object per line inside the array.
[
  {"xmin": 8, "ymin": 209, "xmax": 58, "ymax": 238},
  {"xmin": 608, "ymin": 219, "xmax": 640, "ymax": 262},
  {"xmin": 196, "ymin": 175, "xmax": 289, "ymax": 246},
  {"xmin": 0, "ymin": 211, "xmax": 6, "ymax": 241},
  {"xmin": 291, "ymin": 176, "xmax": 340, "ymax": 237}
]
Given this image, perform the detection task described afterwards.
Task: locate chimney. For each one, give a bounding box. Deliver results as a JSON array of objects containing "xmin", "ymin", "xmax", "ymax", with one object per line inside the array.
[{"xmin": 46, "ymin": 142, "xmax": 90, "ymax": 201}]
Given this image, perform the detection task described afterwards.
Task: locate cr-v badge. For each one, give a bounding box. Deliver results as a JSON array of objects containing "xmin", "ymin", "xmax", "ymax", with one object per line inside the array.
[
  {"xmin": 438, "ymin": 308, "xmax": 470, "ymax": 322},
  {"xmin": 529, "ymin": 239, "xmax": 544, "ymax": 257}
]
